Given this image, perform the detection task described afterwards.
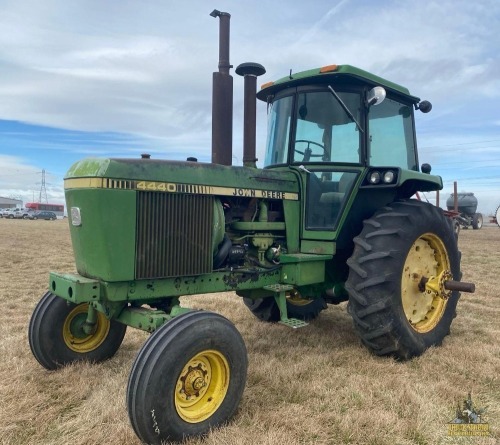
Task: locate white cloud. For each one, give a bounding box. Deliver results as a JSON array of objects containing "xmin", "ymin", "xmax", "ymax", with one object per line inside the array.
[
  {"xmin": 0, "ymin": 0, "xmax": 499, "ymax": 210},
  {"xmin": 0, "ymin": 155, "xmax": 64, "ymax": 204}
]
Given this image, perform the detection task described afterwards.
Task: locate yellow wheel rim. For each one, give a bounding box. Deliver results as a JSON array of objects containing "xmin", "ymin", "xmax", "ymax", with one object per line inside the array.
[
  {"xmin": 402, "ymin": 233, "xmax": 450, "ymax": 333},
  {"xmin": 62, "ymin": 304, "xmax": 110, "ymax": 353},
  {"xmin": 175, "ymin": 350, "xmax": 230, "ymax": 423}
]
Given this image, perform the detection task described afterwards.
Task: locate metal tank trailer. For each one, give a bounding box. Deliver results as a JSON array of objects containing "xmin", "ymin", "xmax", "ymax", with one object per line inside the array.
[{"xmin": 446, "ymin": 192, "xmax": 483, "ymax": 231}]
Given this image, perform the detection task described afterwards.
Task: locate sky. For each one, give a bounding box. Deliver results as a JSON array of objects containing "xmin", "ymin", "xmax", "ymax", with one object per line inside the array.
[{"xmin": 0, "ymin": 0, "xmax": 499, "ymax": 215}]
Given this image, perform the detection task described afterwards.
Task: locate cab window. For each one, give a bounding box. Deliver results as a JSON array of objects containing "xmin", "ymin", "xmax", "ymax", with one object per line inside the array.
[
  {"xmin": 305, "ymin": 170, "xmax": 358, "ymax": 230},
  {"xmin": 368, "ymin": 98, "xmax": 417, "ymax": 169}
]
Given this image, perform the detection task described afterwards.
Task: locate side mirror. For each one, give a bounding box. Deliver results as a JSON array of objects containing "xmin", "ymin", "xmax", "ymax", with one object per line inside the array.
[
  {"xmin": 417, "ymin": 100, "xmax": 432, "ymax": 113},
  {"xmin": 366, "ymin": 86, "xmax": 386, "ymax": 107}
]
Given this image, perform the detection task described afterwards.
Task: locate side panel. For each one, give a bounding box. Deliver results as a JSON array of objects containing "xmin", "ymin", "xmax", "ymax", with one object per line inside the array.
[{"xmin": 67, "ymin": 189, "xmax": 136, "ymax": 281}]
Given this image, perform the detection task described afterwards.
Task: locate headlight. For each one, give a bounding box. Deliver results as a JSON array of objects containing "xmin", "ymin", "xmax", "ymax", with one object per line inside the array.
[
  {"xmin": 369, "ymin": 171, "xmax": 381, "ymax": 184},
  {"xmin": 71, "ymin": 207, "xmax": 82, "ymax": 226},
  {"xmin": 383, "ymin": 170, "xmax": 395, "ymax": 183}
]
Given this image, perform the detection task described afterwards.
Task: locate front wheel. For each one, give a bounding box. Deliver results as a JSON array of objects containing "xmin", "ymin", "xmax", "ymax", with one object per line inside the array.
[
  {"xmin": 127, "ymin": 311, "xmax": 247, "ymax": 444},
  {"xmin": 346, "ymin": 200, "xmax": 461, "ymax": 360},
  {"xmin": 29, "ymin": 292, "xmax": 127, "ymax": 370}
]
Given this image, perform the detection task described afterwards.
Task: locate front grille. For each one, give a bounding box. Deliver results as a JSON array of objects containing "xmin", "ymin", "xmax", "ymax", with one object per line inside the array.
[{"xmin": 136, "ymin": 192, "xmax": 214, "ymax": 279}]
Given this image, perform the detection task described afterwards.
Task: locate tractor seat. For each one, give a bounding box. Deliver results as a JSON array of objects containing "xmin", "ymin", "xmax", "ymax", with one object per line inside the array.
[{"xmin": 319, "ymin": 173, "xmax": 355, "ymax": 205}]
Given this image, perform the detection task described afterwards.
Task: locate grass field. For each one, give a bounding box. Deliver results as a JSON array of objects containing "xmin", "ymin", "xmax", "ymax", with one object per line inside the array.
[{"xmin": 0, "ymin": 218, "xmax": 498, "ymax": 445}]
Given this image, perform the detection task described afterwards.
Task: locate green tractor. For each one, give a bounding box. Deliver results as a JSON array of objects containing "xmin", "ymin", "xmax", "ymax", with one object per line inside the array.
[{"xmin": 29, "ymin": 10, "xmax": 474, "ymax": 445}]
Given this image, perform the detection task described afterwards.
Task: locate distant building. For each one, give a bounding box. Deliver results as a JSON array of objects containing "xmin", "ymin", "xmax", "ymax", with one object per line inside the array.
[{"xmin": 0, "ymin": 196, "xmax": 22, "ymax": 209}]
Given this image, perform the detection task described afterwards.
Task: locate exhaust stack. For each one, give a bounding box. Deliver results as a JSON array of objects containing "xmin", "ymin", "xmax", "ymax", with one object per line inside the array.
[
  {"xmin": 236, "ymin": 62, "xmax": 266, "ymax": 168},
  {"xmin": 210, "ymin": 10, "xmax": 233, "ymax": 166}
]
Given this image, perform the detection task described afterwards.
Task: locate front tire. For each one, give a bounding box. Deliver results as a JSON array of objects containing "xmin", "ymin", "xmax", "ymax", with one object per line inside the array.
[
  {"xmin": 29, "ymin": 292, "xmax": 127, "ymax": 370},
  {"xmin": 346, "ymin": 200, "xmax": 461, "ymax": 360},
  {"xmin": 127, "ymin": 311, "xmax": 247, "ymax": 444}
]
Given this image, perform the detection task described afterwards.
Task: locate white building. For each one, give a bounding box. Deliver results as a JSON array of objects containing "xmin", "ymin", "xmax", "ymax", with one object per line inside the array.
[{"xmin": 0, "ymin": 196, "xmax": 23, "ymax": 209}]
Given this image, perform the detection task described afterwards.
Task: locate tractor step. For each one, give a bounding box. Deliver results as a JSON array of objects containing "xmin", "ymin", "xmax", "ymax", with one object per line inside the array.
[
  {"xmin": 278, "ymin": 318, "xmax": 309, "ymax": 329},
  {"xmin": 263, "ymin": 284, "xmax": 295, "ymax": 292},
  {"xmin": 263, "ymin": 284, "xmax": 308, "ymax": 328}
]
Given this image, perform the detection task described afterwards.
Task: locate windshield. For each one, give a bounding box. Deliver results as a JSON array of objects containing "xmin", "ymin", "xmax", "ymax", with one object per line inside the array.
[
  {"xmin": 264, "ymin": 90, "xmax": 362, "ymax": 167},
  {"xmin": 264, "ymin": 95, "xmax": 293, "ymax": 166}
]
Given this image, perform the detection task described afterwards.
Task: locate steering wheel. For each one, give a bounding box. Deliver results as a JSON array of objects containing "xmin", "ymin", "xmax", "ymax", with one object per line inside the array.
[{"xmin": 294, "ymin": 139, "xmax": 327, "ymax": 161}]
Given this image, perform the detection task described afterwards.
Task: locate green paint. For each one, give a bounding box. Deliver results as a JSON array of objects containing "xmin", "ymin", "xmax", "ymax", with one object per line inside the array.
[
  {"xmin": 257, "ymin": 64, "xmax": 417, "ymax": 101},
  {"xmin": 66, "ymin": 189, "xmax": 136, "ymax": 281}
]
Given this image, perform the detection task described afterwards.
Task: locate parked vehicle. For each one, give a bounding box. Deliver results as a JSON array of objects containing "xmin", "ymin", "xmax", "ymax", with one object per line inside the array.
[
  {"xmin": 29, "ymin": 211, "xmax": 57, "ymax": 220},
  {"xmin": 25, "ymin": 202, "xmax": 65, "ymax": 218},
  {"xmin": 446, "ymin": 192, "xmax": 482, "ymax": 230},
  {"xmin": 13, "ymin": 208, "xmax": 32, "ymax": 219},
  {"xmin": 1, "ymin": 208, "xmax": 13, "ymax": 218},
  {"xmin": 4, "ymin": 209, "xmax": 19, "ymax": 219}
]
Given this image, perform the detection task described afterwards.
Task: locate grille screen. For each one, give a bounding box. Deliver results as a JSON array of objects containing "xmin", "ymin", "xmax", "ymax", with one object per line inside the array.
[{"xmin": 136, "ymin": 192, "xmax": 214, "ymax": 279}]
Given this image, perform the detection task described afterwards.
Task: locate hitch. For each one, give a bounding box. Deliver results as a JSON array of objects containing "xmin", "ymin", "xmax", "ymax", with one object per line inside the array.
[{"xmin": 418, "ymin": 271, "xmax": 475, "ymax": 299}]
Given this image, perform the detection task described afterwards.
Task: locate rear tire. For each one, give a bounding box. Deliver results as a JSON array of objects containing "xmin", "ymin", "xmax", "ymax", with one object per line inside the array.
[
  {"xmin": 127, "ymin": 311, "xmax": 247, "ymax": 444},
  {"xmin": 29, "ymin": 292, "xmax": 126, "ymax": 370},
  {"xmin": 346, "ymin": 200, "xmax": 461, "ymax": 360}
]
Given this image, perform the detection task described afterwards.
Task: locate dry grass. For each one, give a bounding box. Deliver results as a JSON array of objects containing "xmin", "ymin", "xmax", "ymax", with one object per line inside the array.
[{"xmin": 0, "ymin": 218, "xmax": 498, "ymax": 445}]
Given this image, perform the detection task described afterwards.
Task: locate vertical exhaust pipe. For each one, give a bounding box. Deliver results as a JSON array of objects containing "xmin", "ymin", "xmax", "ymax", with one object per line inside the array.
[
  {"xmin": 236, "ymin": 62, "xmax": 266, "ymax": 168},
  {"xmin": 210, "ymin": 10, "xmax": 233, "ymax": 166}
]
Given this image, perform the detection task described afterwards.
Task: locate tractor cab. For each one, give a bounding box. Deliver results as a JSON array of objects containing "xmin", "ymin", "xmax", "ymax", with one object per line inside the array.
[{"xmin": 258, "ymin": 64, "xmax": 436, "ymax": 241}]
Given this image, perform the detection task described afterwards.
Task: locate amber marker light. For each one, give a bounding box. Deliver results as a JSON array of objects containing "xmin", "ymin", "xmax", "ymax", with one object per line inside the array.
[
  {"xmin": 319, "ymin": 64, "xmax": 338, "ymax": 73},
  {"xmin": 260, "ymin": 81, "xmax": 274, "ymax": 89}
]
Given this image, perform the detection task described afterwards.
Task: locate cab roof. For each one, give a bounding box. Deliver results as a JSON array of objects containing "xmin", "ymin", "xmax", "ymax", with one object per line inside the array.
[{"xmin": 256, "ymin": 64, "xmax": 420, "ymax": 103}]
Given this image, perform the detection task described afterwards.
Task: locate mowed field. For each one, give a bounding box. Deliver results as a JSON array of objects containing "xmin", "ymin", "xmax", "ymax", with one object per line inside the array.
[{"xmin": 0, "ymin": 218, "xmax": 498, "ymax": 445}]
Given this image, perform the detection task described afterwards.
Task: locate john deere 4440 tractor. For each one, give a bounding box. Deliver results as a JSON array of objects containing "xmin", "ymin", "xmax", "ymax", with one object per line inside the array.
[{"xmin": 29, "ymin": 10, "xmax": 474, "ymax": 444}]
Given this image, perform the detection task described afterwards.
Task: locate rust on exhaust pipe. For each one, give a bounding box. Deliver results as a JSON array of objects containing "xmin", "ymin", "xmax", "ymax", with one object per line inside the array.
[{"xmin": 210, "ymin": 10, "xmax": 233, "ymax": 166}]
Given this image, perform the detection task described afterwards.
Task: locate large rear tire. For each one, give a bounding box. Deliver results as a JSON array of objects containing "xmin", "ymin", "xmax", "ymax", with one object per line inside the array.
[
  {"xmin": 127, "ymin": 311, "xmax": 247, "ymax": 444},
  {"xmin": 345, "ymin": 200, "xmax": 461, "ymax": 360},
  {"xmin": 29, "ymin": 292, "xmax": 127, "ymax": 370}
]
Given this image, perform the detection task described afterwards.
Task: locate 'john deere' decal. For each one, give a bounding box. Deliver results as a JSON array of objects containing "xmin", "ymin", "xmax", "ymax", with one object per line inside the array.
[{"xmin": 65, "ymin": 178, "xmax": 298, "ymax": 201}]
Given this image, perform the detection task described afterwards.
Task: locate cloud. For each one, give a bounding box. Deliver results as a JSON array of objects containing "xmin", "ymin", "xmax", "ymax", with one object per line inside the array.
[
  {"xmin": 0, "ymin": 154, "xmax": 64, "ymax": 203},
  {"xmin": 0, "ymin": 0, "xmax": 499, "ymax": 212}
]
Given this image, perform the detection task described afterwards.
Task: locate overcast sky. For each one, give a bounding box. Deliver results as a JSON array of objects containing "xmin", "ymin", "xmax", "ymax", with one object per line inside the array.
[{"xmin": 0, "ymin": 0, "xmax": 499, "ymax": 214}]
